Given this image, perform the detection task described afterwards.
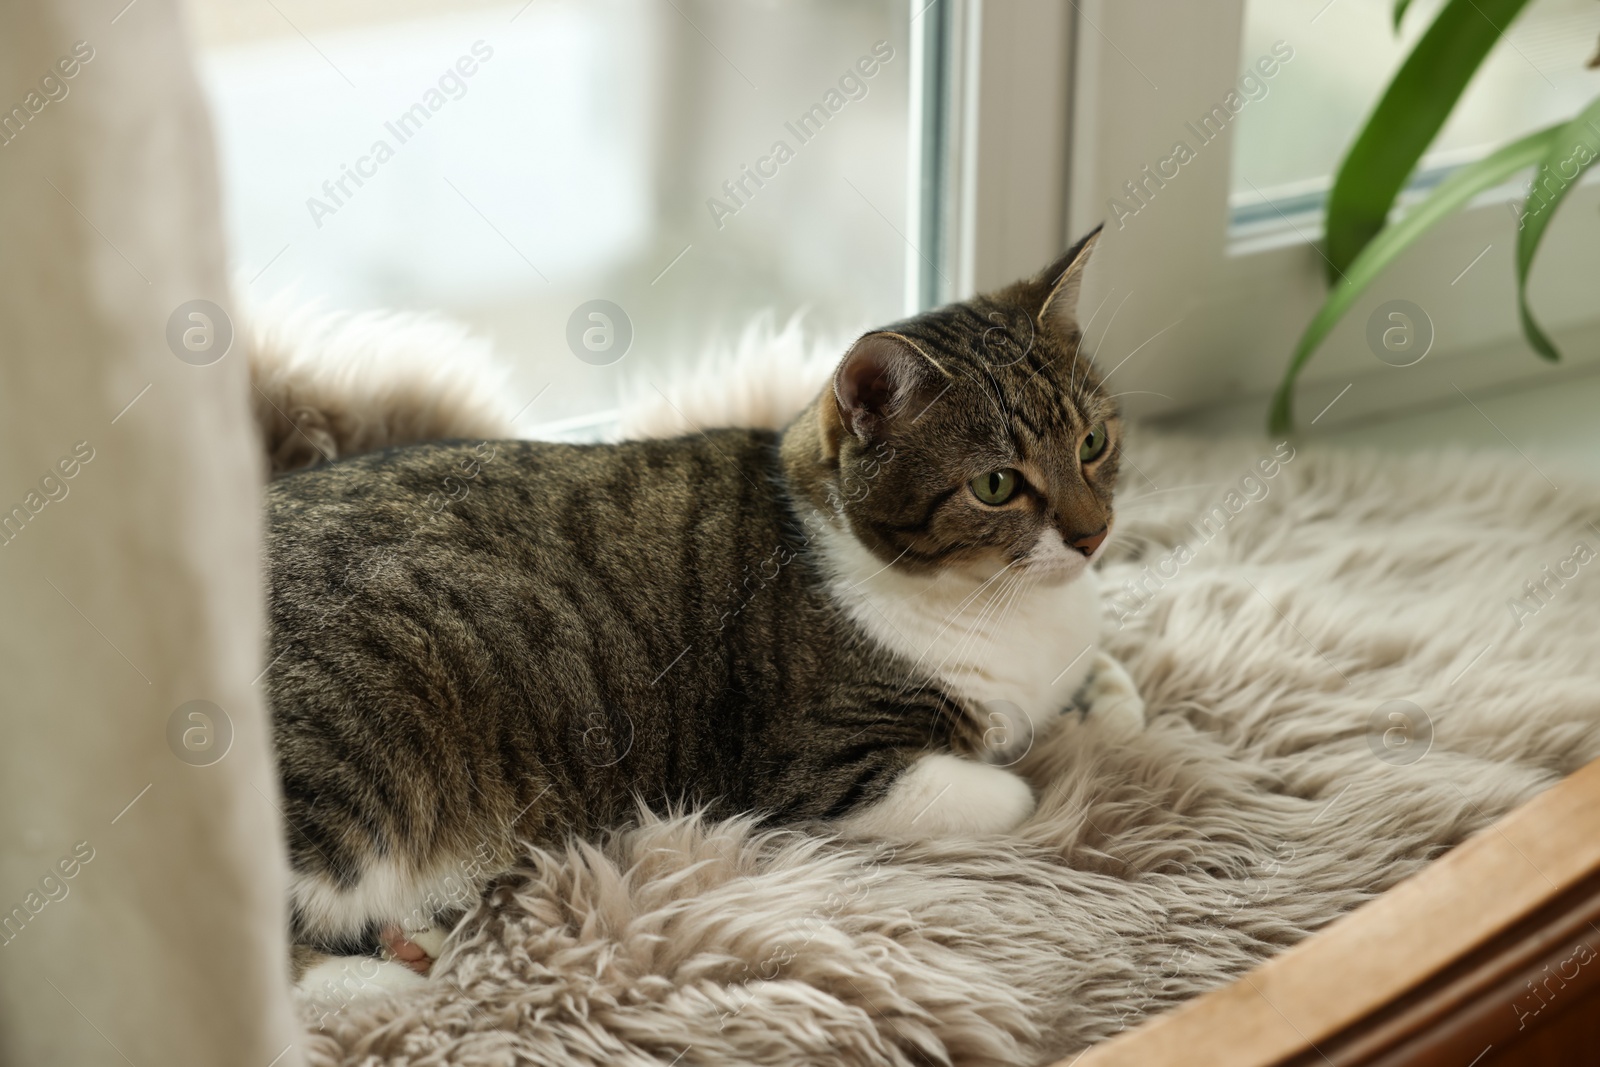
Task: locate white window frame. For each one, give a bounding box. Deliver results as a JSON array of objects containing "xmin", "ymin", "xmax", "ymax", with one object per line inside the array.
[
  {"xmin": 905, "ymin": 0, "xmax": 1076, "ymax": 310},
  {"xmin": 913, "ymin": 0, "xmax": 1600, "ymax": 430}
]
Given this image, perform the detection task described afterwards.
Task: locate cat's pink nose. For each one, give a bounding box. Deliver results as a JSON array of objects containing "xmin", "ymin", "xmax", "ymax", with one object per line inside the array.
[{"xmin": 1071, "ymin": 527, "xmax": 1108, "ymax": 557}]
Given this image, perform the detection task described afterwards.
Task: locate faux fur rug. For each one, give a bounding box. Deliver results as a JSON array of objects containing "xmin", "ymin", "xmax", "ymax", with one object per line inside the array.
[{"xmin": 264, "ymin": 314, "xmax": 1600, "ymax": 1066}]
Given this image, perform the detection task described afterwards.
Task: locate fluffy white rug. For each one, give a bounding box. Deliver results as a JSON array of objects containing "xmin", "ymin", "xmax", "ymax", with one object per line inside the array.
[{"xmin": 262, "ymin": 315, "xmax": 1600, "ymax": 1066}]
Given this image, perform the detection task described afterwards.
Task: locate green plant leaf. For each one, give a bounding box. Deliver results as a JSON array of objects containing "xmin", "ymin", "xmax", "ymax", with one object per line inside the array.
[
  {"xmin": 1515, "ymin": 94, "xmax": 1600, "ymax": 361},
  {"xmin": 1270, "ymin": 124, "xmax": 1562, "ymax": 434},
  {"xmin": 1325, "ymin": 0, "xmax": 1531, "ymax": 283},
  {"xmin": 1393, "ymin": 0, "xmax": 1414, "ymax": 32}
]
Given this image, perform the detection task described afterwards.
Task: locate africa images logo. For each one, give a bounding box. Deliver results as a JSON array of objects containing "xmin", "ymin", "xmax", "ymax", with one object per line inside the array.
[
  {"xmin": 1106, "ymin": 40, "xmax": 1294, "ymax": 230},
  {"xmin": 304, "ymin": 41, "xmax": 495, "ymax": 229},
  {"xmin": 704, "ymin": 41, "xmax": 896, "ymax": 230}
]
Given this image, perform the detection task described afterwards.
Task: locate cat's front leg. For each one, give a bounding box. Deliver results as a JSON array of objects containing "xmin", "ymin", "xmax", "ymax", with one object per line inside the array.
[{"xmin": 835, "ymin": 752, "xmax": 1035, "ymax": 838}]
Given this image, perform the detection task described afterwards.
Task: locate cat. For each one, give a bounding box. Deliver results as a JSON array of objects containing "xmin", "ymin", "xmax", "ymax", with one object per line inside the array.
[{"xmin": 265, "ymin": 227, "xmax": 1144, "ymax": 992}]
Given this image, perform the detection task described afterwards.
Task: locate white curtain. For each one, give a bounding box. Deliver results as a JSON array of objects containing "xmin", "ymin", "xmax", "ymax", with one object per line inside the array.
[{"xmin": 0, "ymin": 1, "xmax": 304, "ymax": 1063}]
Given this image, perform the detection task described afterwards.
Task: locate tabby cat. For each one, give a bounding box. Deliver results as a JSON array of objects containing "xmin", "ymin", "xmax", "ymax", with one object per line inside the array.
[{"xmin": 266, "ymin": 227, "xmax": 1143, "ymax": 987}]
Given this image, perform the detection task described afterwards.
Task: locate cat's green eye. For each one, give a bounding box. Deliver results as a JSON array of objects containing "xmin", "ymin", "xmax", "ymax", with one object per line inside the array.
[
  {"xmin": 971, "ymin": 469, "xmax": 1019, "ymax": 505},
  {"xmin": 1080, "ymin": 422, "xmax": 1110, "ymax": 463}
]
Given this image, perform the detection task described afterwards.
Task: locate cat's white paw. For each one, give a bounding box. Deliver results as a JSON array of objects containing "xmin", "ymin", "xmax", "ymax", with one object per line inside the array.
[
  {"xmin": 1077, "ymin": 651, "xmax": 1146, "ymax": 739},
  {"xmin": 300, "ymin": 954, "xmax": 425, "ymax": 1026},
  {"xmin": 381, "ymin": 923, "xmax": 449, "ymax": 975},
  {"xmin": 409, "ymin": 925, "xmax": 449, "ymax": 958},
  {"xmin": 837, "ymin": 752, "xmax": 1035, "ymax": 838}
]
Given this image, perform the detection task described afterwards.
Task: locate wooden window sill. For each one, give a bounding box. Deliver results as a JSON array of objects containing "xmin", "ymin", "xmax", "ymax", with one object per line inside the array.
[{"xmin": 1062, "ymin": 757, "xmax": 1600, "ymax": 1067}]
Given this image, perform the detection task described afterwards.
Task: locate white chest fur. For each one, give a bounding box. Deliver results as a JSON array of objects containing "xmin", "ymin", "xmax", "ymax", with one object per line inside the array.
[{"xmin": 815, "ymin": 523, "xmax": 1101, "ymax": 760}]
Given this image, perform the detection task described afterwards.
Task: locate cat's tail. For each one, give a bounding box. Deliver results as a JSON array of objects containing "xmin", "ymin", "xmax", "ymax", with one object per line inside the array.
[
  {"xmin": 247, "ymin": 302, "xmax": 847, "ymax": 474},
  {"xmin": 246, "ymin": 299, "xmax": 520, "ymax": 478},
  {"xmin": 613, "ymin": 312, "xmax": 840, "ymax": 438}
]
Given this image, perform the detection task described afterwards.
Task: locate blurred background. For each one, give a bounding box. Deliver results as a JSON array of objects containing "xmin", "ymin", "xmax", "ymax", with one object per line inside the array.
[
  {"xmin": 1234, "ymin": 0, "xmax": 1600, "ymax": 223},
  {"xmin": 192, "ymin": 0, "xmax": 909, "ymax": 432},
  {"xmin": 187, "ymin": 0, "xmax": 1600, "ymax": 454}
]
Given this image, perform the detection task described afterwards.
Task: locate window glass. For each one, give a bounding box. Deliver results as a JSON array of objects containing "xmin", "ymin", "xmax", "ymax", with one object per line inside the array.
[
  {"xmin": 190, "ymin": 0, "xmax": 910, "ymax": 428},
  {"xmin": 1231, "ymin": 0, "xmax": 1600, "ymax": 224}
]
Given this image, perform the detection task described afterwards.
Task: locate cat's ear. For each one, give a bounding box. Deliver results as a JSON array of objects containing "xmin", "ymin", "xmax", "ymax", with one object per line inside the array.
[
  {"xmin": 1036, "ymin": 224, "xmax": 1102, "ymax": 333},
  {"xmin": 831, "ymin": 333, "xmax": 932, "ymax": 442}
]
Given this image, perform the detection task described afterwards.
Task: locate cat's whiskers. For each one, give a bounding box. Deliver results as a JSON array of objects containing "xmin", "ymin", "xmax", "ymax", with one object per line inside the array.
[
  {"xmin": 908, "ymin": 572, "xmax": 1030, "ymax": 739},
  {"xmin": 1083, "ymin": 289, "xmax": 1130, "ymax": 382},
  {"xmin": 1106, "ymin": 390, "xmax": 1173, "ymax": 402},
  {"xmin": 991, "ymin": 565, "xmax": 1045, "ymax": 648},
  {"xmin": 887, "ymin": 558, "xmax": 1027, "ymax": 697},
  {"xmin": 1074, "ymin": 288, "xmax": 1115, "ymax": 356},
  {"xmin": 924, "ymin": 556, "xmax": 1027, "ymax": 630},
  {"xmin": 1073, "ymin": 289, "xmax": 1129, "ymax": 398},
  {"xmin": 1113, "ymin": 482, "xmax": 1222, "ymax": 511},
  {"xmin": 924, "ymin": 571, "xmax": 1019, "ymax": 680},
  {"xmin": 959, "ymin": 571, "xmax": 1036, "ymax": 676},
  {"xmin": 931, "ymin": 557, "xmax": 1029, "ymax": 635},
  {"xmin": 1023, "ymin": 287, "xmax": 1112, "ymax": 401},
  {"xmin": 922, "ymin": 562, "xmax": 1035, "ymax": 688},
  {"xmin": 916, "ymin": 564, "xmax": 1044, "ymax": 748},
  {"xmin": 845, "ymin": 543, "xmax": 914, "ymax": 590}
]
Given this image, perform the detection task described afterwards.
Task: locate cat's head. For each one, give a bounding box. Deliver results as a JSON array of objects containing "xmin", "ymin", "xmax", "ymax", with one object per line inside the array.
[{"xmin": 793, "ymin": 227, "xmax": 1118, "ymax": 586}]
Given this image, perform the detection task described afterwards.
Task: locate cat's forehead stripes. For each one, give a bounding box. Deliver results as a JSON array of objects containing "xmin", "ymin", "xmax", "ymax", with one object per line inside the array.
[{"xmin": 886, "ymin": 299, "xmax": 1109, "ymax": 459}]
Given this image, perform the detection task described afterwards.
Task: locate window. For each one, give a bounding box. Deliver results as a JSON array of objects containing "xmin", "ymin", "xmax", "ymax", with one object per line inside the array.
[
  {"xmin": 191, "ymin": 0, "xmax": 911, "ymax": 431},
  {"xmin": 195, "ymin": 0, "xmax": 1600, "ymax": 433},
  {"xmin": 1232, "ymin": 0, "xmax": 1600, "ymax": 227},
  {"xmin": 1060, "ymin": 0, "xmax": 1600, "ymax": 428}
]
